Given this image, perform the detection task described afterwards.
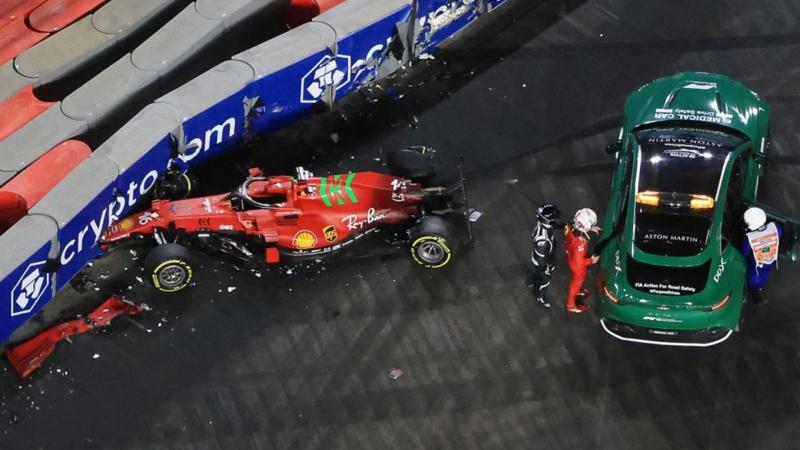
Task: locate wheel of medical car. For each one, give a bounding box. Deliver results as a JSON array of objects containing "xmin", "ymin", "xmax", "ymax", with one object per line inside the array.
[
  {"xmin": 409, "ymin": 216, "xmax": 452, "ymax": 268},
  {"xmin": 387, "ymin": 148, "xmax": 437, "ymax": 184},
  {"xmin": 144, "ymin": 244, "xmax": 194, "ymax": 292},
  {"xmin": 153, "ymin": 170, "xmax": 197, "ymax": 200}
]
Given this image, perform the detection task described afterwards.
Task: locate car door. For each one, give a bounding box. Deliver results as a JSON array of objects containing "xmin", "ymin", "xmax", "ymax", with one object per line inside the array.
[
  {"xmin": 722, "ymin": 153, "xmax": 746, "ymax": 249},
  {"xmin": 747, "ymin": 202, "xmax": 800, "ymax": 262},
  {"xmin": 601, "ymin": 138, "xmax": 634, "ymax": 239}
]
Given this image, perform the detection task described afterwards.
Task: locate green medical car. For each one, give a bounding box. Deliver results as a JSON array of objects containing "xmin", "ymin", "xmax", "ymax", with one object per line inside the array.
[{"xmin": 597, "ymin": 72, "xmax": 799, "ymax": 346}]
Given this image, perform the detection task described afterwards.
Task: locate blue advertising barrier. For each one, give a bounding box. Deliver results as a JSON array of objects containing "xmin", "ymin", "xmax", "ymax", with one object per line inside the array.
[
  {"xmin": 0, "ymin": 0, "xmax": 510, "ymax": 344},
  {"xmin": 0, "ymin": 216, "xmax": 57, "ymax": 338}
]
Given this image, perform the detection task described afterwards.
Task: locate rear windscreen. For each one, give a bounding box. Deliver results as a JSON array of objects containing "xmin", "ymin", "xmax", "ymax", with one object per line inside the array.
[
  {"xmin": 633, "ymin": 127, "xmax": 746, "ymax": 256},
  {"xmin": 634, "ymin": 127, "xmax": 743, "ymax": 197}
]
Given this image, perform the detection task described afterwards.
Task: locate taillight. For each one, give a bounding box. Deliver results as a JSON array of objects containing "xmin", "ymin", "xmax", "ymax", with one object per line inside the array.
[
  {"xmin": 689, "ymin": 194, "xmax": 715, "ymax": 209},
  {"xmin": 636, "ymin": 191, "xmax": 660, "ymax": 206},
  {"xmin": 710, "ymin": 294, "xmax": 731, "ymax": 311},
  {"xmin": 603, "ymin": 286, "xmax": 620, "ymax": 304}
]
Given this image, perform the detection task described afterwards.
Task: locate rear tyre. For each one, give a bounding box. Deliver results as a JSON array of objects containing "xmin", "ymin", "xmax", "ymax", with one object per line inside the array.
[
  {"xmin": 144, "ymin": 244, "xmax": 194, "ymax": 293},
  {"xmin": 387, "ymin": 147, "xmax": 437, "ymax": 184},
  {"xmin": 409, "ymin": 216, "xmax": 452, "ymax": 269}
]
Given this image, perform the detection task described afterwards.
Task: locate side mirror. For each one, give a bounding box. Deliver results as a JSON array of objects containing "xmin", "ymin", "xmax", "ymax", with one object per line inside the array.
[
  {"xmin": 752, "ymin": 151, "xmax": 768, "ymax": 165},
  {"xmin": 788, "ymin": 230, "xmax": 800, "ymax": 262},
  {"xmin": 606, "ymin": 141, "xmax": 622, "ymax": 154}
]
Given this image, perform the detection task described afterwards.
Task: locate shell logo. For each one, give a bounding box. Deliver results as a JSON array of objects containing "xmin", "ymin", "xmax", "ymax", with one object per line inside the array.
[
  {"xmin": 292, "ymin": 230, "xmax": 318, "ymax": 249},
  {"xmin": 119, "ymin": 218, "xmax": 135, "ymax": 231}
]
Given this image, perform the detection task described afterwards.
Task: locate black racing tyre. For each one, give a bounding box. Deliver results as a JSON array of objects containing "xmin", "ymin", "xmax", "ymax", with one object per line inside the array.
[
  {"xmin": 409, "ymin": 216, "xmax": 452, "ymax": 269},
  {"xmin": 153, "ymin": 170, "xmax": 197, "ymax": 200},
  {"xmin": 144, "ymin": 244, "xmax": 194, "ymax": 293},
  {"xmin": 387, "ymin": 148, "xmax": 437, "ymax": 184}
]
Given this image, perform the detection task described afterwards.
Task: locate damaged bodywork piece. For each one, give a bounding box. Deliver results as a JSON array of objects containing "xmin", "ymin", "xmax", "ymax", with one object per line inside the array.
[{"xmin": 6, "ymin": 296, "xmax": 146, "ymax": 379}]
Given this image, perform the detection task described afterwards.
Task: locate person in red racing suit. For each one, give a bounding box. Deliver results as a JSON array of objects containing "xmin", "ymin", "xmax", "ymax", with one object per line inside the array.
[{"xmin": 564, "ymin": 208, "xmax": 600, "ymax": 313}]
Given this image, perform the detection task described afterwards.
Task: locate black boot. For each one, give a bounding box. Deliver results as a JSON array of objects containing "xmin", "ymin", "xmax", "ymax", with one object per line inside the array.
[
  {"xmin": 536, "ymin": 297, "xmax": 551, "ymax": 309},
  {"xmin": 749, "ymin": 288, "xmax": 768, "ymax": 305}
]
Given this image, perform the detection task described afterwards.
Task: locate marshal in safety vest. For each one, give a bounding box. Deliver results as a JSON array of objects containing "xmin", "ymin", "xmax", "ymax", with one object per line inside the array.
[{"xmin": 746, "ymin": 222, "xmax": 780, "ymax": 268}]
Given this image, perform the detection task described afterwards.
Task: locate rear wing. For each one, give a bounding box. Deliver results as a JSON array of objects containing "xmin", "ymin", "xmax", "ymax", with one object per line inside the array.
[{"xmin": 458, "ymin": 165, "xmax": 473, "ymax": 242}]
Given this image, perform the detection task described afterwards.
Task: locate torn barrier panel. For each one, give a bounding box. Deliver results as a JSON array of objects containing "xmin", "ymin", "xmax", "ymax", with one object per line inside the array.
[
  {"xmin": 28, "ymin": 156, "xmax": 119, "ymax": 288},
  {"xmin": 94, "ymin": 103, "xmax": 181, "ymax": 193},
  {"xmin": 234, "ymin": 21, "xmax": 337, "ymax": 133},
  {"xmin": 310, "ymin": 0, "xmax": 412, "ymax": 105},
  {"xmin": 0, "ymin": 0, "xmax": 512, "ymax": 345},
  {"xmin": 108, "ymin": 59, "xmax": 255, "ymax": 208},
  {"xmin": 157, "ymin": 59, "xmax": 255, "ymax": 168},
  {"xmin": 415, "ymin": 0, "xmax": 483, "ymax": 55},
  {"xmin": 0, "ymin": 215, "xmax": 58, "ymax": 340},
  {"xmin": 302, "ymin": 0, "xmax": 512, "ymax": 104}
]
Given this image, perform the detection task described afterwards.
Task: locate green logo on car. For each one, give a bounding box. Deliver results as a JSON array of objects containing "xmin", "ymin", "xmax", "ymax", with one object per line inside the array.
[{"xmin": 320, "ymin": 173, "xmax": 359, "ymax": 207}]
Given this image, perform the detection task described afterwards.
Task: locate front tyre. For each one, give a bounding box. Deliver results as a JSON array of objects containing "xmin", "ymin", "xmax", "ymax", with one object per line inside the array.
[
  {"xmin": 153, "ymin": 170, "xmax": 197, "ymax": 200},
  {"xmin": 144, "ymin": 244, "xmax": 194, "ymax": 292}
]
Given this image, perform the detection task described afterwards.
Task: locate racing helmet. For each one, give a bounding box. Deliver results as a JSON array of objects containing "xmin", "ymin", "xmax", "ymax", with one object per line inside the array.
[
  {"xmin": 573, "ymin": 208, "xmax": 598, "ymax": 233},
  {"xmin": 536, "ymin": 203, "xmax": 560, "ymax": 225},
  {"xmin": 744, "ymin": 207, "xmax": 767, "ymax": 231}
]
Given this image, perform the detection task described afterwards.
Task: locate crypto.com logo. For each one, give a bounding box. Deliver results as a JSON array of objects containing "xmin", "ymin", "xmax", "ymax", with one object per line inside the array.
[
  {"xmin": 301, "ymin": 54, "xmax": 351, "ymax": 103},
  {"xmin": 11, "ymin": 261, "xmax": 49, "ymax": 317}
]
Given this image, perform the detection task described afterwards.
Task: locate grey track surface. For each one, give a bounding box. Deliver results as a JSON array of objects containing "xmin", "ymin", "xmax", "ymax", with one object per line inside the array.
[{"xmin": 4, "ymin": 0, "xmax": 800, "ymax": 449}]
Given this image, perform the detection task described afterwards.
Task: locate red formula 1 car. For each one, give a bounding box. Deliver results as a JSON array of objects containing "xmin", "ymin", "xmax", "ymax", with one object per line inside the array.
[{"xmin": 102, "ymin": 150, "xmax": 468, "ymax": 292}]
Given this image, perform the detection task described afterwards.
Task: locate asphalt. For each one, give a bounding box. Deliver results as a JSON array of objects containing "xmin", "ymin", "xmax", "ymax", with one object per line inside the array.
[{"xmin": 4, "ymin": 0, "xmax": 800, "ymax": 448}]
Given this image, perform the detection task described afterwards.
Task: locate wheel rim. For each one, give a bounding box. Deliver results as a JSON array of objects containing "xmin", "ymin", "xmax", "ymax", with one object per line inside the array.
[
  {"xmin": 158, "ymin": 264, "xmax": 187, "ymax": 289},
  {"xmin": 417, "ymin": 241, "xmax": 444, "ymax": 264}
]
